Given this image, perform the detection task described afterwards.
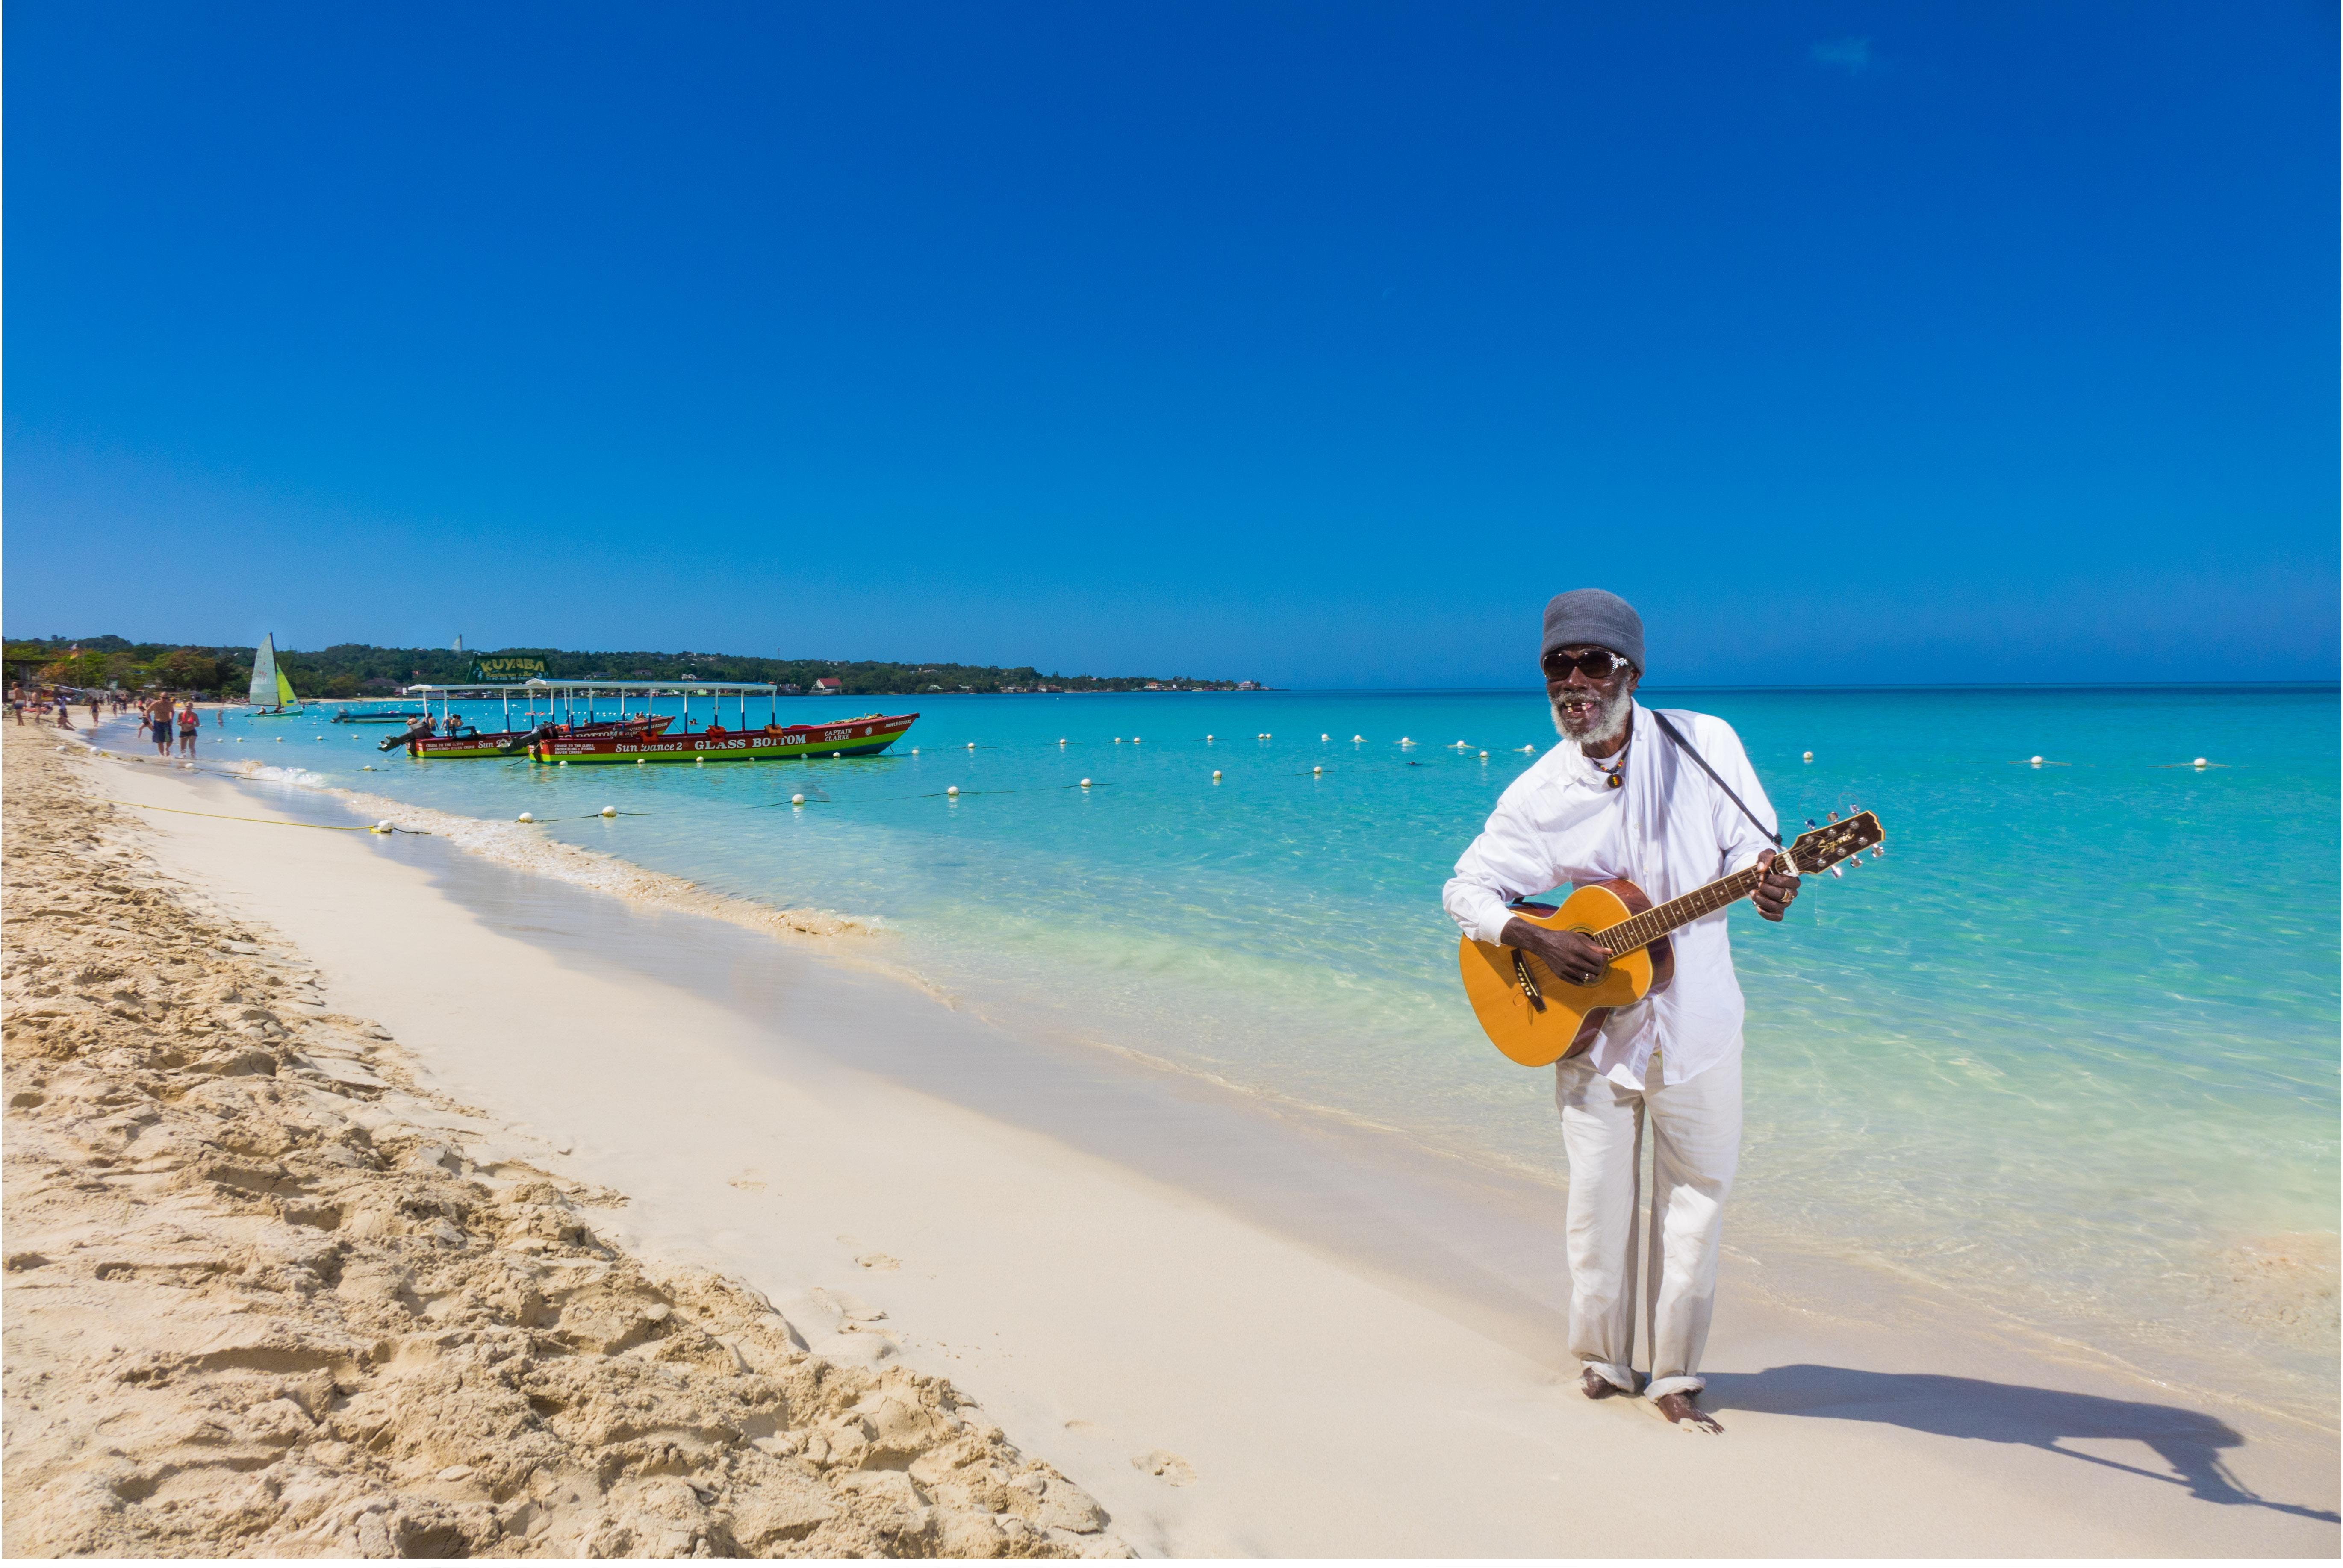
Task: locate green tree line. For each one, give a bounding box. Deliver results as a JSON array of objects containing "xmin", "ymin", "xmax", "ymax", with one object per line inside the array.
[{"xmin": 2, "ymin": 636, "xmax": 1255, "ymax": 699}]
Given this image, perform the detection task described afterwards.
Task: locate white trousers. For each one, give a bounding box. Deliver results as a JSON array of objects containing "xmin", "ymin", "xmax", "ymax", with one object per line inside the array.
[{"xmin": 1555, "ymin": 1050, "xmax": 1742, "ymax": 1402}]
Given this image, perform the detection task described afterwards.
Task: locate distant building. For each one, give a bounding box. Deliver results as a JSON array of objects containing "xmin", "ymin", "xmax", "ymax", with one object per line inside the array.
[
  {"xmin": 1237, "ymin": 681, "xmax": 1261, "ymax": 691},
  {"xmin": 815, "ymin": 677, "xmax": 844, "ymax": 693}
]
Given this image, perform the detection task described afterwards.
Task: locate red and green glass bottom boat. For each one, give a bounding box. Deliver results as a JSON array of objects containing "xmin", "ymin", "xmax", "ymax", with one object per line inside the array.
[{"xmin": 530, "ymin": 711, "xmax": 919, "ymax": 764}]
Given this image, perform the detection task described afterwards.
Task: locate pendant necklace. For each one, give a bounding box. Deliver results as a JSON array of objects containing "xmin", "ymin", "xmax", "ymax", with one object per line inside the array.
[{"xmin": 1595, "ymin": 739, "xmax": 1629, "ymax": 790}]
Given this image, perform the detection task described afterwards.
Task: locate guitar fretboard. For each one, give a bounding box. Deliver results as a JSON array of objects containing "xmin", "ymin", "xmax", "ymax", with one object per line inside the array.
[{"xmin": 1594, "ymin": 857, "xmax": 1780, "ymax": 955}]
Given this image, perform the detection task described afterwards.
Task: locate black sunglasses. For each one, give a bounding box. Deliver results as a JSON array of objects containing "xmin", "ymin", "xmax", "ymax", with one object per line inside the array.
[{"xmin": 1542, "ymin": 648, "xmax": 1633, "ymax": 680}]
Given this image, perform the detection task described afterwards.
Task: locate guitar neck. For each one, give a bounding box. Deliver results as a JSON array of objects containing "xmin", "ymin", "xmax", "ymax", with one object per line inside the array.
[{"xmin": 1594, "ymin": 855, "xmax": 1780, "ymax": 955}]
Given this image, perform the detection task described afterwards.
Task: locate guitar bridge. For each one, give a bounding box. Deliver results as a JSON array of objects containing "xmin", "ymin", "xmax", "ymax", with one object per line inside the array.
[{"xmin": 1511, "ymin": 949, "xmax": 1547, "ymax": 1013}]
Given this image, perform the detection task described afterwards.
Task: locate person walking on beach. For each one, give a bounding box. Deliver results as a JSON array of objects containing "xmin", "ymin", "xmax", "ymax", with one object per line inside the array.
[
  {"xmin": 147, "ymin": 695, "xmax": 174, "ymax": 756},
  {"xmin": 1443, "ymin": 589, "xmax": 1799, "ymax": 1436},
  {"xmin": 177, "ymin": 700, "xmax": 200, "ymax": 757}
]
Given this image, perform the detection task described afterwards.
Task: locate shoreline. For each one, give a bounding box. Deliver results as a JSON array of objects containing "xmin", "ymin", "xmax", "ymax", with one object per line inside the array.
[
  {"xmin": 125, "ymin": 716, "xmax": 2341, "ymax": 1436},
  {"xmin": 27, "ymin": 727, "xmax": 2338, "ymax": 1553}
]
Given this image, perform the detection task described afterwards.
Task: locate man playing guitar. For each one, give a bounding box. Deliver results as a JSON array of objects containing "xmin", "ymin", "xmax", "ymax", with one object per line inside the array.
[{"xmin": 1443, "ymin": 589, "xmax": 1800, "ymax": 1434}]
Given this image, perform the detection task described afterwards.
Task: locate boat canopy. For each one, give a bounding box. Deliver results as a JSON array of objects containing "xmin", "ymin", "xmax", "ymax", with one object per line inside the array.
[
  {"xmin": 401, "ymin": 678, "xmax": 802, "ymax": 731},
  {"xmin": 405, "ymin": 680, "xmax": 784, "ymax": 697}
]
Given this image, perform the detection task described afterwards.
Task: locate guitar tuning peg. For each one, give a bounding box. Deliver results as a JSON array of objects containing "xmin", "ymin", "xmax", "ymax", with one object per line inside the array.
[{"xmin": 1828, "ymin": 865, "xmax": 1844, "ymax": 879}]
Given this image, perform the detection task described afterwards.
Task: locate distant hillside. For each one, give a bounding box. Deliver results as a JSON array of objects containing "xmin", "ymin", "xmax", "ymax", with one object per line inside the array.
[{"xmin": 1, "ymin": 636, "xmax": 1260, "ymax": 699}]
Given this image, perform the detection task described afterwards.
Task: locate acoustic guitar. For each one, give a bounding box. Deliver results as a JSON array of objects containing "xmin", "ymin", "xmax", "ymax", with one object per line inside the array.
[{"xmin": 1459, "ymin": 811, "xmax": 1886, "ymax": 1067}]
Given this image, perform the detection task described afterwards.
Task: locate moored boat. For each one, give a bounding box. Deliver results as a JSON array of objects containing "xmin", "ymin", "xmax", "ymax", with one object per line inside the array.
[
  {"xmin": 404, "ymin": 714, "xmax": 674, "ymax": 759},
  {"xmin": 532, "ymin": 711, "xmax": 917, "ymax": 764},
  {"xmin": 333, "ymin": 704, "xmax": 430, "ymax": 724}
]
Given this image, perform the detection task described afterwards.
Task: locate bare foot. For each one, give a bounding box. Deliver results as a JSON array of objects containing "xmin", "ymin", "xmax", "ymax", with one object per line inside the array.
[
  {"xmin": 1653, "ymin": 1391, "xmax": 1722, "ymax": 1433},
  {"xmin": 1579, "ymin": 1368, "xmax": 1621, "ymax": 1400}
]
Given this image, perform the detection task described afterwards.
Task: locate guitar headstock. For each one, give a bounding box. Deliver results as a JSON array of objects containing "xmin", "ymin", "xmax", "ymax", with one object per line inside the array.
[{"xmin": 1784, "ymin": 810, "xmax": 1884, "ymax": 874}]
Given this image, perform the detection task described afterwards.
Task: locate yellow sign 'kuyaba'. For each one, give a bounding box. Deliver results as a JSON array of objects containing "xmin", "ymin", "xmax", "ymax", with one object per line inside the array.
[{"xmin": 467, "ymin": 656, "xmax": 548, "ymax": 683}]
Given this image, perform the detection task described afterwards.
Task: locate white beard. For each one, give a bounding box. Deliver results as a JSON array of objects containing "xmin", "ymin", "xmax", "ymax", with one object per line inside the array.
[
  {"xmin": 1547, "ymin": 693, "xmax": 1633, "ymax": 788},
  {"xmin": 1550, "ymin": 689, "xmax": 1633, "ymax": 751}
]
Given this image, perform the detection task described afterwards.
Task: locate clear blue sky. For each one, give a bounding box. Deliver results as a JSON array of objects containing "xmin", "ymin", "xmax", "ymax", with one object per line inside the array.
[{"xmin": 7, "ymin": 1, "xmax": 2335, "ymax": 686}]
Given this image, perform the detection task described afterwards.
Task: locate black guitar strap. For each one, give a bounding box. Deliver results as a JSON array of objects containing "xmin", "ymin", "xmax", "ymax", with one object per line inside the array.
[{"xmin": 1647, "ymin": 709, "xmax": 1782, "ymax": 849}]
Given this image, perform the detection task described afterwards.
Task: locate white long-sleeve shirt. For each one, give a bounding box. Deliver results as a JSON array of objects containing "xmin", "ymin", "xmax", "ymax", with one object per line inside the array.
[{"xmin": 1442, "ymin": 704, "xmax": 1780, "ymax": 1091}]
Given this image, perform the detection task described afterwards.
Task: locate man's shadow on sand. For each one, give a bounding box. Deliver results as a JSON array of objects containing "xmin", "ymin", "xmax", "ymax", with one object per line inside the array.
[{"xmin": 1704, "ymin": 1365, "xmax": 2338, "ymax": 1525}]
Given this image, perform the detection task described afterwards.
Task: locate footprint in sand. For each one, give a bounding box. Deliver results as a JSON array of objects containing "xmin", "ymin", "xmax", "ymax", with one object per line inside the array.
[
  {"xmin": 1132, "ymin": 1449, "xmax": 1196, "ymax": 1486},
  {"xmin": 728, "ymin": 1177, "xmax": 767, "ymax": 1192},
  {"xmin": 836, "ymin": 1234, "xmax": 899, "ymax": 1271}
]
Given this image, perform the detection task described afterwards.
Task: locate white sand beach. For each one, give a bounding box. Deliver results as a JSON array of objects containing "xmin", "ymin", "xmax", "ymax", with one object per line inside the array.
[{"xmin": 8, "ymin": 729, "xmax": 2337, "ymax": 1557}]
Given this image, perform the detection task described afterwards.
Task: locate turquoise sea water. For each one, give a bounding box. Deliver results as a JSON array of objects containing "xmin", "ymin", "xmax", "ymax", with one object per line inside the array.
[{"xmin": 193, "ymin": 686, "xmax": 2339, "ymax": 1412}]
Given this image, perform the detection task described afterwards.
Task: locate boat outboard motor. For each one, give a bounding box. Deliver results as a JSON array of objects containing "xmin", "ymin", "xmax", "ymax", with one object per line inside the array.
[
  {"xmin": 381, "ymin": 718, "xmax": 436, "ymax": 752},
  {"xmin": 499, "ymin": 721, "xmax": 560, "ymax": 756}
]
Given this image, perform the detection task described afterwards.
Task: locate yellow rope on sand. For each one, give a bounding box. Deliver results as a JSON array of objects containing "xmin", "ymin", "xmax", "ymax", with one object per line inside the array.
[{"xmin": 100, "ymin": 800, "xmax": 381, "ymax": 833}]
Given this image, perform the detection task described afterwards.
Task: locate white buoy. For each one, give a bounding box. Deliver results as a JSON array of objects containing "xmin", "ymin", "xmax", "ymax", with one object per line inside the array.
[
  {"xmin": 947, "ymin": 785, "xmax": 960, "ymax": 796},
  {"xmin": 517, "ymin": 812, "xmax": 535, "ymax": 823},
  {"xmin": 910, "ymin": 747, "xmax": 919, "ymax": 753},
  {"xmin": 558, "ymin": 759, "xmax": 568, "ymax": 766},
  {"xmin": 967, "ymin": 741, "xmax": 976, "ymax": 748},
  {"xmin": 1312, "ymin": 765, "xmax": 1323, "ymax": 774},
  {"xmin": 2193, "ymin": 756, "xmax": 2208, "ymax": 768},
  {"xmin": 275, "ymin": 737, "xmax": 284, "ymax": 743},
  {"xmin": 600, "ymin": 806, "xmax": 617, "ymax": 818},
  {"xmin": 1802, "ymin": 750, "xmax": 1813, "ymax": 762},
  {"xmin": 376, "ymin": 819, "xmax": 394, "ymax": 833},
  {"xmin": 1400, "ymin": 737, "xmax": 1413, "ymax": 746},
  {"xmin": 362, "ymin": 764, "xmax": 374, "ymax": 771},
  {"xmin": 1133, "ymin": 736, "xmax": 1141, "ymax": 743},
  {"xmin": 1115, "ymin": 737, "xmax": 1123, "ymax": 744},
  {"xmin": 694, "ymin": 757, "xmax": 703, "ymax": 765},
  {"xmin": 1206, "ymin": 734, "xmax": 1214, "ymax": 742},
  {"xmin": 1212, "ymin": 770, "xmax": 1222, "ymax": 780},
  {"xmin": 1353, "ymin": 734, "xmax": 1365, "ymax": 742},
  {"xmin": 831, "ymin": 751, "xmax": 841, "ymax": 757},
  {"xmin": 1521, "ymin": 745, "xmax": 1534, "ymax": 752},
  {"xmin": 2030, "ymin": 755, "xmax": 2044, "ymax": 766},
  {"xmin": 1058, "ymin": 738, "xmax": 1067, "ymax": 745},
  {"xmin": 1320, "ymin": 733, "xmax": 1329, "ymax": 741},
  {"xmin": 1479, "ymin": 750, "xmax": 1488, "ymax": 759},
  {"xmin": 791, "ymin": 793, "xmax": 806, "ymax": 805},
  {"xmin": 634, "ymin": 757, "xmax": 645, "ymax": 765},
  {"xmin": 1080, "ymin": 777, "xmax": 1092, "ymax": 788}
]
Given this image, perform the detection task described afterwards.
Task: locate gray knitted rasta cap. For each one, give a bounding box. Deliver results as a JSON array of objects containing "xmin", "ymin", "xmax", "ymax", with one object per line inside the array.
[{"xmin": 1540, "ymin": 589, "xmax": 1645, "ymax": 673}]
